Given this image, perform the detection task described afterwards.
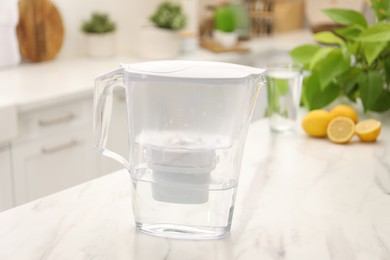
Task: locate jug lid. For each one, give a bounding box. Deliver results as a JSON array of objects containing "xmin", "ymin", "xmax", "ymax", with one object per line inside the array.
[{"xmin": 121, "ymin": 60, "xmax": 265, "ymax": 80}]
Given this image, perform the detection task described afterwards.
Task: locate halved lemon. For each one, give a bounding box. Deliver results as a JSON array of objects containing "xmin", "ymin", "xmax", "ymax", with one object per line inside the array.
[
  {"xmin": 355, "ymin": 119, "xmax": 382, "ymax": 142},
  {"xmin": 327, "ymin": 117, "xmax": 355, "ymax": 144}
]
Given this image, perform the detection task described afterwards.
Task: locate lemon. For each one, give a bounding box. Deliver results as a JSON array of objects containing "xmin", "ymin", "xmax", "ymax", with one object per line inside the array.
[
  {"xmin": 327, "ymin": 117, "xmax": 355, "ymax": 144},
  {"xmin": 330, "ymin": 104, "xmax": 359, "ymax": 124},
  {"xmin": 302, "ymin": 110, "xmax": 333, "ymax": 137},
  {"xmin": 355, "ymin": 119, "xmax": 382, "ymax": 142}
]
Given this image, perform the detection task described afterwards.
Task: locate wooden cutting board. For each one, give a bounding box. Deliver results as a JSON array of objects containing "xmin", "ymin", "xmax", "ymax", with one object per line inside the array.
[{"xmin": 17, "ymin": 0, "xmax": 64, "ymax": 62}]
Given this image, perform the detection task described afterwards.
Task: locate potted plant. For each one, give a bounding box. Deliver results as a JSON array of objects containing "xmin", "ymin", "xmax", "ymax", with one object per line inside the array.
[
  {"xmin": 213, "ymin": 4, "xmax": 237, "ymax": 48},
  {"xmin": 139, "ymin": 1, "xmax": 186, "ymax": 59},
  {"xmin": 81, "ymin": 12, "xmax": 116, "ymax": 57},
  {"xmin": 289, "ymin": 2, "xmax": 390, "ymax": 113}
]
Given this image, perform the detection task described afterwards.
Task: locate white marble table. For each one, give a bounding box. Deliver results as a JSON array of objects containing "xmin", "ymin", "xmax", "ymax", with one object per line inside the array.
[{"xmin": 0, "ymin": 115, "xmax": 389, "ymax": 260}]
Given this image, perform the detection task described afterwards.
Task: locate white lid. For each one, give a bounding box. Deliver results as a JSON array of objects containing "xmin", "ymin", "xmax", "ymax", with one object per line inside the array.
[{"xmin": 121, "ymin": 60, "xmax": 265, "ymax": 80}]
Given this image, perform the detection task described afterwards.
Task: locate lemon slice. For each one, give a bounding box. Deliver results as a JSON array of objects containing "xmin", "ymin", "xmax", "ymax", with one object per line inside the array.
[
  {"xmin": 330, "ymin": 104, "xmax": 359, "ymax": 123},
  {"xmin": 327, "ymin": 117, "xmax": 355, "ymax": 144},
  {"xmin": 355, "ymin": 119, "xmax": 382, "ymax": 142}
]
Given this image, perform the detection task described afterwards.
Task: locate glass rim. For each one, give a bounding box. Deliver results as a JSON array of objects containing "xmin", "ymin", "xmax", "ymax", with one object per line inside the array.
[{"xmin": 261, "ymin": 62, "xmax": 303, "ymax": 72}]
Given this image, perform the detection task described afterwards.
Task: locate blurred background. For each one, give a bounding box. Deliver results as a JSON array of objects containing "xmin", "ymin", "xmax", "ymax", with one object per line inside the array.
[{"xmin": 0, "ymin": 0, "xmax": 375, "ymax": 212}]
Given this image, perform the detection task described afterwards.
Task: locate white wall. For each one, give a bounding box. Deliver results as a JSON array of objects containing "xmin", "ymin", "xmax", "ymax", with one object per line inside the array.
[
  {"xmin": 52, "ymin": 0, "xmax": 162, "ymax": 57},
  {"xmin": 52, "ymin": 0, "xmax": 201, "ymax": 58}
]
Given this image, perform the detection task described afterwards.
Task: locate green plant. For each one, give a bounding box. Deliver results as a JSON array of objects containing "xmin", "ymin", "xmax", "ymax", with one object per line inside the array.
[
  {"xmin": 214, "ymin": 4, "xmax": 236, "ymax": 33},
  {"xmin": 150, "ymin": 1, "xmax": 186, "ymax": 30},
  {"xmin": 81, "ymin": 12, "xmax": 116, "ymax": 34},
  {"xmin": 290, "ymin": 1, "xmax": 390, "ymax": 112}
]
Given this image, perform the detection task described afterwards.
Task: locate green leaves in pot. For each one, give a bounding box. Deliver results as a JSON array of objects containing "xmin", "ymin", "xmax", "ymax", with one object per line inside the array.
[
  {"xmin": 290, "ymin": 2, "xmax": 390, "ymax": 112},
  {"xmin": 214, "ymin": 5, "xmax": 236, "ymax": 33},
  {"xmin": 150, "ymin": 1, "xmax": 187, "ymax": 30},
  {"xmin": 81, "ymin": 12, "xmax": 116, "ymax": 34}
]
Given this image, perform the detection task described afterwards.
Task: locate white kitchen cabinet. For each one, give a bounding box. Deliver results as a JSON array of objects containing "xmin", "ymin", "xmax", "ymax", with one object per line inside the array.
[
  {"xmin": 12, "ymin": 129, "xmax": 94, "ymax": 204},
  {"xmin": 0, "ymin": 144, "xmax": 13, "ymax": 212},
  {"xmin": 11, "ymin": 98, "xmax": 97, "ymax": 205}
]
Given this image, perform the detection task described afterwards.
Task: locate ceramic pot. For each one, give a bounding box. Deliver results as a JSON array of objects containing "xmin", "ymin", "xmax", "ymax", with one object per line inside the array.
[
  {"xmin": 84, "ymin": 32, "xmax": 115, "ymax": 58},
  {"xmin": 213, "ymin": 30, "xmax": 238, "ymax": 48},
  {"xmin": 138, "ymin": 27, "xmax": 180, "ymax": 59}
]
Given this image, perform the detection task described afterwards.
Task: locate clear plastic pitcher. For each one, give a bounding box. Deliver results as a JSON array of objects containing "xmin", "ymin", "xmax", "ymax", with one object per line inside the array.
[{"xmin": 94, "ymin": 60, "xmax": 265, "ymax": 240}]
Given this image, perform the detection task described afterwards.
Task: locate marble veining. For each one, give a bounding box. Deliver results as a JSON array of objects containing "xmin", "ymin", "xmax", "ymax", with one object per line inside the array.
[{"xmin": 0, "ymin": 114, "xmax": 389, "ymax": 260}]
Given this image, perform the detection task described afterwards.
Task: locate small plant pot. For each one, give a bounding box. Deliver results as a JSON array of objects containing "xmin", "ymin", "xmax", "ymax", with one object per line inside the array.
[
  {"xmin": 213, "ymin": 30, "xmax": 238, "ymax": 48},
  {"xmin": 84, "ymin": 32, "xmax": 115, "ymax": 58},
  {"xmin": 180, "ymin": 31, "xmax": 198, "ymax": 54},
  {"xmin": 138, "ymin": 27, "xmax": 180, "ymax": 59}
]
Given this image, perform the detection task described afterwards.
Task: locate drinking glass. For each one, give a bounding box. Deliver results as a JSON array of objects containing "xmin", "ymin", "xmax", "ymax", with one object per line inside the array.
[{"xmin": 265, "ymin": 62, "xmax": 303, "ymax": 132}]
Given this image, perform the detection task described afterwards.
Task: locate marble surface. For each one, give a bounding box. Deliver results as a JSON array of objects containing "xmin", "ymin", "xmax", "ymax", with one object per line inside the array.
[{"xmin": 0, "ymin": 114, "xmax": 389, "ymax": 260}]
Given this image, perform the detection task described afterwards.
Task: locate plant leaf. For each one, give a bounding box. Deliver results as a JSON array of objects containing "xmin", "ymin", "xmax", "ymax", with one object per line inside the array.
[
  {"xmin": 359, "ymin": 71, "xmax": 384, "ymax": 111},
  {"xmin": 313, "ymin": 49, "xmax": 351, "ymax": 90},
  {"xmin": 384, "ymin": 58, "xmax": 390, "ymax": 84},
  {"xmin": 313, "ymin": 31, "xmax": 345, "ymax": 46},
  {"xmin": 303, "ymin": 73, "xmax": 340, "ymax": 110},
  {"xmin": 368, "ymin": 89, "xmax": 390, "ymax": 112},
  {"xmin": 215, "ymin": 5, "xmax": 236, "ymax": 32},
  {"xmin": 335, "ymin": 24, "xmax": 363, "ymax": 40},
  {"xmin": 357, "ymin": 23, "xmax": 390, "ymax": 42},
  {"xmin": 337, "ymin": 67, "xmax": 362, "ymax": 90},
  {"xmin": 289, "ymin": 44, "xmax": 321, "ymax": 68},
  {"xmin": 370, "ymin": 0, "xmax": 390, "ymax": 21},
  {"xmin": 346, "ymin": 84, "xmax": 359, "ymax": 102},
  {"xmin": 309, "ymin": 47, "xmax": 333, "ymax": 70},
  {"xmin": 323, "ymin": 8, "xmax": 368, "ymax": 28},
  {"xmin": 346, "ymin": 42, "xmax": 360, "ymax": 56},
  {"xmin": 337, "ymin": 67, "xmax": 362, "ymax": 102},
  {"xmin": 362, "ymin": 41, "xmax": 387, "ymax": 65}
]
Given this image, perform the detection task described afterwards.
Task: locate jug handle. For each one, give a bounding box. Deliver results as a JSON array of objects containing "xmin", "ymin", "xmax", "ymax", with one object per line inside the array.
[{"xmin": 93, "ymin": 67, "xmax": 130, "ymax": 170}]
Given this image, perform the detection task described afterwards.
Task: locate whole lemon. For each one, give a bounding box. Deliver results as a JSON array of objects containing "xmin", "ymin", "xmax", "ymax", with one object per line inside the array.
[
  {"xmin": 330, "ymin": 104, "xmax": 359, "ymax": 123},
  {"xmin": 302, "ymin": 110, "xmax": 333, "ymax": 137}
]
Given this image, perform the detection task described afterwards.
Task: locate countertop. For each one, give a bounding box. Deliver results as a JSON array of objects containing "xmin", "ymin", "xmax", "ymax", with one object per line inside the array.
[
  {"xmin": 0, "ymin": 30, "xmax": 312, "ymax": 113},
  {"xmin": 0, "ymin": 115, "xmax": 389, "ymax": 260}
]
